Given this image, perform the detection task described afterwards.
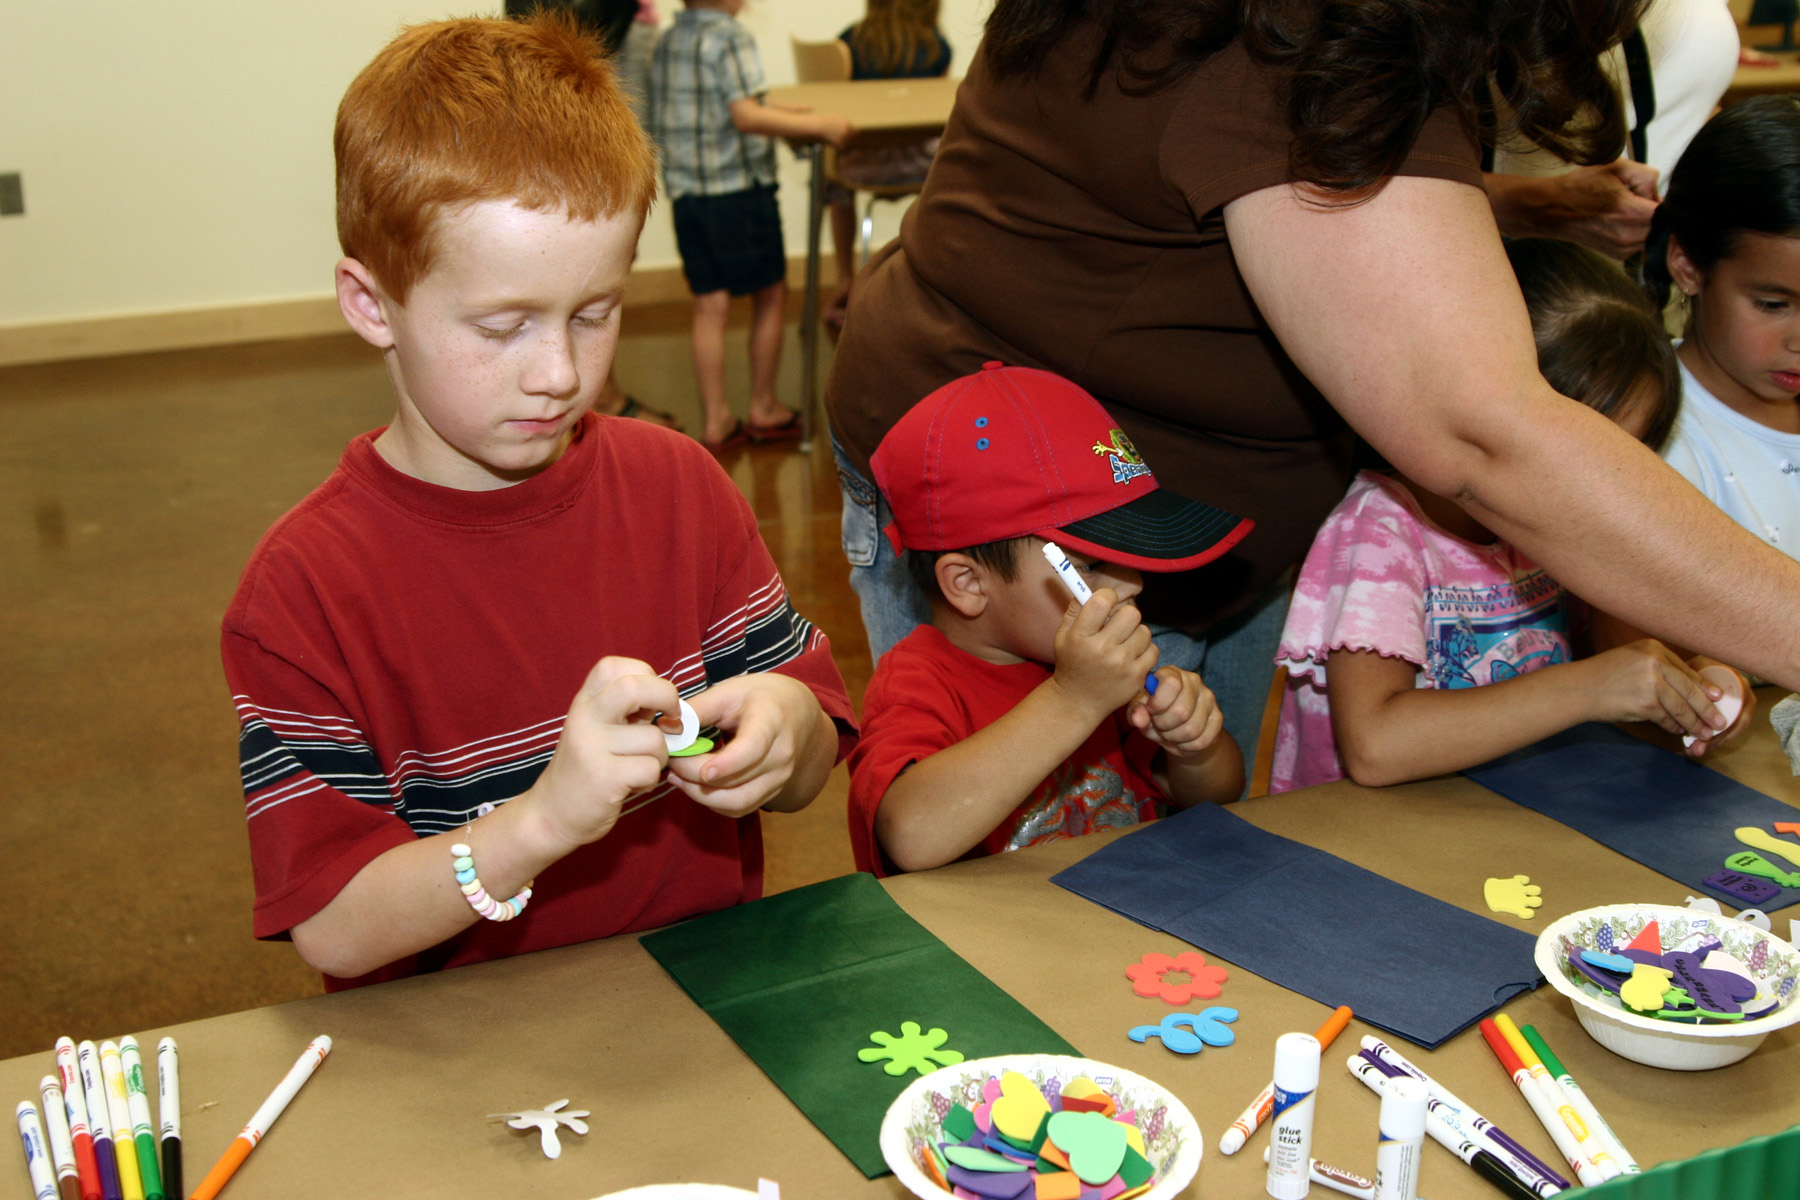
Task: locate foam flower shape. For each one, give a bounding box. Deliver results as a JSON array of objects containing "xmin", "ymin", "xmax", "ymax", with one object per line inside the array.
[
  {"xmin": 857, "ymin": 1021, "xmax": 965, "ymax": 1077},
  {"xmin": 488, "ymin": 1099, "xmax": 590, "ymax": 1159},
  {"xmin": 1126, "ymin": 951, "xmax": 1228, "ymax": 1004}
]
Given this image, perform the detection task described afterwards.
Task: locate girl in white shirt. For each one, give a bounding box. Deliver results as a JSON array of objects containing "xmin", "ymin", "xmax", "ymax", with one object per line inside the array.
[{"xmin": 1644, "ymin": 96, "xmax": 1800, "ymax": 557}]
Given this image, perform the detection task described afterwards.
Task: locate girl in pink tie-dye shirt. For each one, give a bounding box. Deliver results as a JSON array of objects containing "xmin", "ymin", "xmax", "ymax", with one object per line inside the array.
[{"xmin": 1269, "ymin": 240, "xmax": 1746, "ymax": 793}]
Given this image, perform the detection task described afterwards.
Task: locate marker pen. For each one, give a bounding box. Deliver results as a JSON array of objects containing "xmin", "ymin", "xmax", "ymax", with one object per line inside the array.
[
  {"xmin": 1374, "ymin": 1076, "xmax": 1427, "ymax": 1200},
  {"xmin": 54, "ymin": 1039, "xmax": 102, "ymax": 1200},
  {"xmin": 1268, "ymin": 1032, "xmax": 1321, "ymax": 1199},
  {"xmin": 1042, "ymin": 541, "xmax": 1157, "ymax": 694},
  {"xmin": 118, "ymin": 1039, "xmax": 163, "ymax": 1200},
  {"xmin": 18, "ymin": 1101, "xmax": 59, "ymax": 1200},
  {"xmin": 1348, "ymin": 1055, "xmax": 1553, "ymax": 1200},
  {"xmin": 37, "ymin": 1076, "xmax": 82, "ymax": 1200},
  {"xmin": 76, "ymin": 1042, "xmax": 123, "ymax": 1200},
  {"xmin": 98, "ymin": 1042, "xmax": 145, "ymax": 1200},
  {"xmin": 155, "ymin": 1039, "xmax": 180, "ymax": 1200}
]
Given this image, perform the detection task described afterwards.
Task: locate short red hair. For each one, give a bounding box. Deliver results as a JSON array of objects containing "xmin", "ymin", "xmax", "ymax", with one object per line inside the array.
[{"xmin": 335, "ymin": 12, "xmax": 657, "ymax": 303}]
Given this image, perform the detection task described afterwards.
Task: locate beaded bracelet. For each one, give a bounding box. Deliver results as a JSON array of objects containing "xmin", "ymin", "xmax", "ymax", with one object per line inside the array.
[{"xmin": 450, "ymin": 842, "xmax": 533, "ymax": 922}]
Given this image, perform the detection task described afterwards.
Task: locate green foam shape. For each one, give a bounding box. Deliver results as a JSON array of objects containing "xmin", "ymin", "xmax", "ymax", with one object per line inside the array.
[
  {"xmin": 1119, "ymin": 1145, "xmax": 1156, "ymax": 1190},
  {"xmin": 942, "ymin": 1104, "xmax": 976, "ymax": 1144},
  {"xmin": 668, "ymin": 736, "xmax": 714, "ymax": 758},
  {"xmin": 943, "ymin": 1145, "xmax": 1029, "ymax": 1173}
]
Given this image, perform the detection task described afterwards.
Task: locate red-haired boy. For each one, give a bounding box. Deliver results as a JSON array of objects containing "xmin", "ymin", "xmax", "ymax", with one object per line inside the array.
[{"xmin": 222, "ymin": 14, "xmax": 854, "ymax": 988}]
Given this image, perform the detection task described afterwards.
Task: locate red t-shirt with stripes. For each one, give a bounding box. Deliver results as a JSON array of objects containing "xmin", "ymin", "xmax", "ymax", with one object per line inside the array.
[{"xmin": 222, "ymin": 414, "xmax": 855, "ymax": 989}]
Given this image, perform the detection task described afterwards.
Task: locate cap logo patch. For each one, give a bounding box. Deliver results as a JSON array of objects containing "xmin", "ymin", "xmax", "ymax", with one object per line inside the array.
[{"xmin": 1092, "ymin": 430, "xmax": 1151, "ymax": 485}]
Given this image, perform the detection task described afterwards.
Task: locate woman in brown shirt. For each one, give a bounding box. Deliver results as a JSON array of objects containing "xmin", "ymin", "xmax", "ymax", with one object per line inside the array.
[{"xmin": 826, "ymin": 0, "xmax": 1800, "ymax": 766}]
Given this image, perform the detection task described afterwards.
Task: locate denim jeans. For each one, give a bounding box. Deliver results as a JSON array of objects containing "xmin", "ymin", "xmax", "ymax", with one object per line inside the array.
[
  {"xmin": 834, "ymin": 434, "xmax": 931, "ymax": 665},
  {"xmin": 834, "ymin": 438, "xmax": 1290, "ymax": 786}
]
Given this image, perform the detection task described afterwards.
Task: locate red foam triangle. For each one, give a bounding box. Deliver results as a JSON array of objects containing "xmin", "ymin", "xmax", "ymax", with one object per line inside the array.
[{"xmin": 1626, "ymin": 920, "xmax": 1663, "ymax": 954}]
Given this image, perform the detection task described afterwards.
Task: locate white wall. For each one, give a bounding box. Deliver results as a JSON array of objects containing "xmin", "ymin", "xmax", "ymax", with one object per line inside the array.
[{"xmin": 0, "ymin": 1, "xmax": 990, "ymax": 331}]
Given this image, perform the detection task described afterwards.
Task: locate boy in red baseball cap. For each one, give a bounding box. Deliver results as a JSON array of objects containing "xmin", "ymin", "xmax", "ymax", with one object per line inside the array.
[{"xmin": 847, "ymin": 363, "xmax": 1253, "ymax": 876}]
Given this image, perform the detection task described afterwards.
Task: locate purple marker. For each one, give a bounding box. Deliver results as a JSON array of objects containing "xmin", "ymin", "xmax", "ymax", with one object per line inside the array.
[
  {"xmin": 1042, "ymin": 541, "xmax": 1158, "ymax": 694},
  {"xmin": 75, "ymin": 1044, "xmax": 122, "ymax": 1200},
  {"xmin": 1360, "ymin": 1039, "xmax": 1569, "ymax": 1195}
]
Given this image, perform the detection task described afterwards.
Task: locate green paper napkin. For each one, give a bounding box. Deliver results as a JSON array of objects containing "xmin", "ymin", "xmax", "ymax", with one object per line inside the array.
[{"xmin": 640, "ymin": 872, "xmax": 1079, "ymax": 1177}]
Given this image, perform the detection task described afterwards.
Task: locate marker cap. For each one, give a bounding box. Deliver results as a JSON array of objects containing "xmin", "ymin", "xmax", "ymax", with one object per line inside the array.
[
  {"xmin": 1274, "ymin": 1033, "xmax": 1322, "ymax": 1092},
  {"xmin": 1378, "ymin": 1076, "xmax": 1428, "ymax": 1142}
]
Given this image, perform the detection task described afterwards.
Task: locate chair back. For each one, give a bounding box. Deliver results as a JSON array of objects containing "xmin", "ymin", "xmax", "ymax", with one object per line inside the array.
[{"xmin": 791, "ymin": 36, "xmax": 852, "ymax": 84}]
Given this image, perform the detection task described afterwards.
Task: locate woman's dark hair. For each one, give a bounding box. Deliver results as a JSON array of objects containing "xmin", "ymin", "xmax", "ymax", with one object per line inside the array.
[
  {"xmin": 982, "ymin": 0, "xmax": 1641, "ymax": 196},
  {"xmin": 1508, "ymin": 238, "xmax": 1680, "ymax": 453},
  {"xmin": 1642, "ymin": 95, "xmax": 1800, "ymax": 309}
]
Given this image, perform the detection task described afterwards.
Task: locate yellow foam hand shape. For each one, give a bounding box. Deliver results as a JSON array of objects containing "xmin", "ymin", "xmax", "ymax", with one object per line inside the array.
[
  {"xmin": 1621, "ymin": 964, "xmax": 1677, "ymax": 1013},
  {"xmin": 1483, "ymin": 875, "xmax": 1543, "ymax": 919}
]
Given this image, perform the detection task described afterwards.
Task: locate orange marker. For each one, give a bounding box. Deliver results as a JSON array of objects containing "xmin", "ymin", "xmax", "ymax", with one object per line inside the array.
[
  {"xmin": 188, "ymin": 1037, "xmax": 330, "ymax": 1200},
  {"xmin": 1219, "ymin": 1005, "xmax": 1352, "ymax": 1155}
]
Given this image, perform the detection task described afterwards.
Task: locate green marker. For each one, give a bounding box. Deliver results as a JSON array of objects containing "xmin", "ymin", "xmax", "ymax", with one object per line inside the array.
[
  {"xmin": 118, "ymin": 1038, "xmax": 164, "ymax": 1200},
  {"xmin": 1520, "ymin": 1025, "xmax": 1639, "ymax": 1175}
]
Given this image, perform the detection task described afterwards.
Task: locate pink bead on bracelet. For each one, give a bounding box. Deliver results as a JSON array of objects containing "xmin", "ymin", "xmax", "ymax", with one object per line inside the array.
[{"xmin": 451, "ymin": 842, "xmax": 533, "ymax": 921}]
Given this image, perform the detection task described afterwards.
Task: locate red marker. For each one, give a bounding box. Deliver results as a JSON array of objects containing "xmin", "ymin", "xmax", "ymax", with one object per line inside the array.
[{"xmin": 54, "ymin": 1039, "xmax": 102, "ymax": 1200}]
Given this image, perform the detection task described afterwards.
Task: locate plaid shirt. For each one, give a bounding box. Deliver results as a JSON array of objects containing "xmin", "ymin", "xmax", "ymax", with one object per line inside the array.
[{"xmin": 648, "ymin": 9, "xmax": 778, "ymax": 199}]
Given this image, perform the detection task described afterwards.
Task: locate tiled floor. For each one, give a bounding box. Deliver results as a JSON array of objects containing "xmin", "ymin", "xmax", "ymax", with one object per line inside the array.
[{"xmin": 0, "ymin": 301, "xmax": 869, "ymax": 1059}]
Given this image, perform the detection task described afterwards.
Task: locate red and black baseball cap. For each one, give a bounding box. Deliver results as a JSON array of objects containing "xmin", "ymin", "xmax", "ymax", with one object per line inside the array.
[{"xmin": 871, "ymin": 362, "xmax": 1253, "ymax": 572}]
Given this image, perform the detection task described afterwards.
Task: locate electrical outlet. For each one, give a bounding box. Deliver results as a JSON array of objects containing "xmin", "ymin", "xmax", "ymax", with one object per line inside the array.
[{"xmin": 0, "ymin": 173, "xmax": 22, "ymax": 217}]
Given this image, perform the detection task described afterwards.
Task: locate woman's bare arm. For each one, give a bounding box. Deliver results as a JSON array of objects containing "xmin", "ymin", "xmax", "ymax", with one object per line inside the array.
[{"xmin": 1224, "ymin": 175, "xmax": 1800, "ymax": 691}]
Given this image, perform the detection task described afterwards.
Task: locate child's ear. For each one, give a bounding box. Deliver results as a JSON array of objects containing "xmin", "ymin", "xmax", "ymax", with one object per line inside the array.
[
  {"xmin": 935, "ymin": 553, "xmax": 988, "ymax": 619},
  {"xmin": 1665, "ymin": 234, "xmax": 1704, "ymax": 300},
  {"xmin": 335, "ymin": 258, "xmax": 397, "ymax": 350}
]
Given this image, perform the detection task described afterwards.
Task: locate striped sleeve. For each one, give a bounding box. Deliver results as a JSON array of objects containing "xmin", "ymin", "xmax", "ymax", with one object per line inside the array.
[{"xmin": 223, "ymin": 631, "xmax": 417, "ymax": 939}]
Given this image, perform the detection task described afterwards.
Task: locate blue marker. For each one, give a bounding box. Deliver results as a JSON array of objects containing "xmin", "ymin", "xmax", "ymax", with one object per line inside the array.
[{"xmin": 1042, "ymin": 541, "xmax": 1158, "ymax": 695}]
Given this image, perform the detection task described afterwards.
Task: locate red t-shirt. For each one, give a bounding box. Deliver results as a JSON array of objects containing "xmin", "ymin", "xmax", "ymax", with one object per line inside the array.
[
  {"xmin": 848, "ymin": 625, "xmax": 1161, "ymax": 877},
  {"xmin": 222, "ymin": 414, "xmax": 855, "ymax": 988}
]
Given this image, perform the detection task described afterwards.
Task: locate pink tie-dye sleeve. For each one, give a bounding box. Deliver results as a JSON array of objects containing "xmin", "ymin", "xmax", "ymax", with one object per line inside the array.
[{"xmin": 1276, "ymin": 474, "xmax": 1431, "ymax": 690}]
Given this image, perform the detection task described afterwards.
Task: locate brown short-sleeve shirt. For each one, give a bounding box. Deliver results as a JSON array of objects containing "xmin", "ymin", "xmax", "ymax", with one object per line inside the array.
[{"xmin": 825, "ymin": 25, "xmax": 1481, "ymax": 630}]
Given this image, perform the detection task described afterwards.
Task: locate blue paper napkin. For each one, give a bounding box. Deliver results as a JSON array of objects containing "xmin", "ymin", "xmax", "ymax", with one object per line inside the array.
[
  {"xmin": 1050, "ymin": 803, "xmax": 1541, "ymax": 1049},
  {"xmin": 1464, "ymin": 723, "xmax": 1800, "ymax": 913}
]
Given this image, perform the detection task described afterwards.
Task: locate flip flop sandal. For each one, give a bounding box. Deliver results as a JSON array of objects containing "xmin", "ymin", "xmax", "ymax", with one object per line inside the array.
[
  {"xmin": 702, "ymin": 419, "xmax": 748, "ymax": 454},
  {"xmin": 746, "ymin": 411, "xmax": 804, "ymax": 443}
]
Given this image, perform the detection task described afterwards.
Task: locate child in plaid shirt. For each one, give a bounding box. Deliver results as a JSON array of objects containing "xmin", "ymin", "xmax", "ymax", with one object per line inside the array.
[{"xmin": 648, "ymin": 1, "xmax": 852, "ymax": 451}]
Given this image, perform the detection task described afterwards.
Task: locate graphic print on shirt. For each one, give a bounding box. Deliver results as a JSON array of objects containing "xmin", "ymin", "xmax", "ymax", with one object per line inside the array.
[
  {"xmin": 1005, "ymin": 760, "xmax": 1150, "ymax": 850},
  {"xmin": 1423, "ymin": 573, "xmax": 1568, "ymax": 688}
]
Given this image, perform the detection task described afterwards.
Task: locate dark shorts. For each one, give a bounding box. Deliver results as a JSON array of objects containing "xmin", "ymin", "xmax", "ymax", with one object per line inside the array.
[{"xmin": 671, "ymin": 184, "xmax": 786, "ymax": 297}]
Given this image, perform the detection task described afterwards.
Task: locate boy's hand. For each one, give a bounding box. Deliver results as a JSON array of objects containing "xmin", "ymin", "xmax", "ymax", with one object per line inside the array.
[
  {"xmin": 527, "ymin": 657, "xmax": 677, "ymax": 851},
  {"xmin": 816, "ymin": 113, "xmax": 854, "ymax": 150},
  {"xmin": 1050, "ymin": 589, "xmax": 1158, "ymax": 722},
  {"xmin": 1127, "ymin": 667, "xmax": 1225, "ymax": 758},
  {"xmin": 1576, "ymin": 639, "xmax": 1729, "ymax": 748},
  {"xmin": 665, "ymin": 672, "xmax": 824, "ymax": 816}
]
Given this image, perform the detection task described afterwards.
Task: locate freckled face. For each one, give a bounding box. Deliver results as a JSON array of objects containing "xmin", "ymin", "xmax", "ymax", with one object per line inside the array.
[
  {"xmin": 986, "ymin": 539, "xmax": 1145, "ymax": 665},
  {"xmin": 370, "ymin": 199, "xmax": 641, "ymax": 490},
  {"xmin": 1675, "ymin": 230, "xmax": 1800, "ymax": 420}
]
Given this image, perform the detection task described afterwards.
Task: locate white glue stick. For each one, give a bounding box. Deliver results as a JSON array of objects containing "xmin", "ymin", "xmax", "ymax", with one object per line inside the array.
[
  {"xmin": 1374, "ymin": 1075, "xmax": 1427, "ymax": 1200},
  {"xmin": 1268, "ymin": 1032, "xmax": 1322, "ymax": 1199}
]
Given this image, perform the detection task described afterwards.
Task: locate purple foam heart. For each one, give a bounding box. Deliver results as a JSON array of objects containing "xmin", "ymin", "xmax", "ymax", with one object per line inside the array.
[{"xmin": 946, "ymin": 1163, "xmax": 1034, "ymax": 1199}]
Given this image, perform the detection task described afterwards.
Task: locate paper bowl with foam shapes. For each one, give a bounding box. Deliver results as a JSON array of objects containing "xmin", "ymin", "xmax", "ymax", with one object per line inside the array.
[
  {"xmin": 879, "ymin": 1053, "xmax": 1202, "ymax": 1200},
  {"xmin": 1534, "ymin": 903, "xmax": 1800, "ymax": 1071}
]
